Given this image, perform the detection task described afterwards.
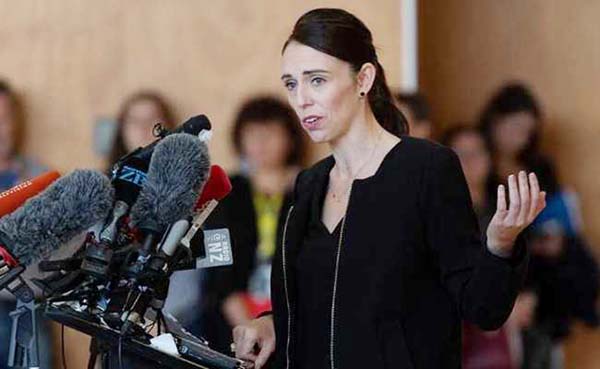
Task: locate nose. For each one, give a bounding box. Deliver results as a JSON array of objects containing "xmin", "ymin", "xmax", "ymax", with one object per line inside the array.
[{"xmin": 296, "ymin": 82, "xmax": 313, "ymax": 109}]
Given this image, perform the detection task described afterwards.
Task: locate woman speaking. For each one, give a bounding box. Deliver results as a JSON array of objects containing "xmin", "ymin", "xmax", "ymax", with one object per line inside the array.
[{"xmin": 233, "ymin": 8, "xmax": 546, "ymax": 369}]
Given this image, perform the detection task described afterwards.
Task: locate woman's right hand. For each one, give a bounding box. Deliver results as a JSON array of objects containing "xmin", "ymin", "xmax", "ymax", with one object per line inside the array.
[{"xmin": 232, "ymin": 315, "xmax": 275, "ymax": 369}]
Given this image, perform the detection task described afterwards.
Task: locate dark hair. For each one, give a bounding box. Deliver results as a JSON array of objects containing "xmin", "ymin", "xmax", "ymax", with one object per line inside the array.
[
  {"xmin": 283, "ymin": 8, "xmax": 408, "ymax": 136},
  {"xmin": 478, "ymin": 82, "xmax": 542, "ymax": 160},
  {"xmin": 232, "ymin": 95, "xmax": 305, "ymax": 167},
  {"xmin": 0, "ymin": 79, "xmax": 26, "ymax": 155},
  {"xmin": 395, "ymin": 92, "xmax": 431, "ymax": 122},
  {"xmin": 108, "ymin": 90, "xmax": 177, "ymax": 166},
  {"xmin": 440, "ymin": 124, "xmax": 480, "ymax": 148}
]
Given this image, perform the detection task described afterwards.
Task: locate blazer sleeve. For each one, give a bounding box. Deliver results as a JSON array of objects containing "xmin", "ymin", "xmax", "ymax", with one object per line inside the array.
[{"xmin": 423, "ymin": 145, "xmax": 529, "ymax": 330}]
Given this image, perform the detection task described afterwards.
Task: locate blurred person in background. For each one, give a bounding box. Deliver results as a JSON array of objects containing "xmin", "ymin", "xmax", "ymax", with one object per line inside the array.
[
  {"xmin": 478, "ymin": 82, "xmax": 560, "ymax": 201},
  {"xmin": 395, "ymin": 91, "xmax": 434, "ymax": 140},
  {"xmin": 0, "ymin": 79, "xmax": 50, "ymax": 368},
  {"xmin": 106, "ymin": 90, "xmax": 176, "ymax": 169},
  {"xmin": 443, "ymin": 125, "xmax": 551, "ymax": 369},
  {"xmin": 0, "ymin": 80, "xmax": 47, "ymax": 189},
  {"xmin": 202, "ymin": 95, "xmax": 306, "ymax": 354},
  {"xmin": 479, "ymin": 82, "xmax": 599, "ymax": 368}
]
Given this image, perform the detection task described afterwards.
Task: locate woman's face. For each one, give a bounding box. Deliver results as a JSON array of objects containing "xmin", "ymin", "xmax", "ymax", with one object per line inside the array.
[
  {"xmin": 122, "ymin": 99, "xmax": 166, "ymax": 152},
  {"xmin": 240, "ymin": 120, "xmax": 291, "ymax": 171},
  {"xmin": 491, "ymin": 111, "xmax": 537, "ymax": 157},
  {"xmin": 281, "ymin": 42, "xmax": 361, "ymax": 144},
  {"xmin": 0, "ymin": 94, "xmax": 15, "ymax": 159},
  {"xmin": 450, "ymin": 130, "xmax": 491, "ymax": 188}
]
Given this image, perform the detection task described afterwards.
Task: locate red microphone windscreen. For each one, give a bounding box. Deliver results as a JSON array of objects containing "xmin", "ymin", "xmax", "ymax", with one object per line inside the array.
[
  {"xmin": 0, "ymin": 171, "xmax": 61, "ymax": 217},
  {"xmin": 195, "ymin": 165, "xmax": 232, "ymax": 210}
]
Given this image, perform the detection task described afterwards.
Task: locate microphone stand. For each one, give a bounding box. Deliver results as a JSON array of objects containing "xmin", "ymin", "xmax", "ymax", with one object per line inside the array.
[{"xmin": 0, "ymin": 265, "xmax": 40, "ymax": 369}]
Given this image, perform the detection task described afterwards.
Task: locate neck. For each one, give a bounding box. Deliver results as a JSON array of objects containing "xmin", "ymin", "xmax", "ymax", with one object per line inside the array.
[{"xmin": 329, "ymin": 110, "xmax": 385, "ymax": 179}]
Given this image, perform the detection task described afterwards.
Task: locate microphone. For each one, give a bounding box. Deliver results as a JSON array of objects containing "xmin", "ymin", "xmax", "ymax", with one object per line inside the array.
[
  {"xmin": 181, "ymin": 165, "xmax": 232, "ymax": 250},
  {"xmin": 130, "ymin": 133, "xmax": 210, "ymax": 238},
  {"xmin": 194, "ymin": 165, "xmax": 232, "ymax": 213},
  {"xmin": 121, "ymin": 133, "xmax": 210, "ymax": 334},
  {"xmin": 0, "ymin": 171, "xmax": 61, "ymax": 217},
  {"xmin": 111, "ymin": 115, "xmax": 212, "ymax": 207},
  {"xmin": 0, "ymin": 170, "xmax": 115, "ymax": 266},
  {"xmin": 123, "ymin": 115, "xmax": 212, "ymax": 164},
  {"xmin": 171, "ymin": 166, "xmax": 233, "ymax": 271}
]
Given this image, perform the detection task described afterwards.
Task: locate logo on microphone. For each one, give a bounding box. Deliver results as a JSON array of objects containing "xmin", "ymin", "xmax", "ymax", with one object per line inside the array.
[
  {"xmin": 196, "ymin": 228, "xmax": 233, "ymax": 268},
  {"xmin": 117, "ymin": 166, "xmax": 147, "ymax": 186}
]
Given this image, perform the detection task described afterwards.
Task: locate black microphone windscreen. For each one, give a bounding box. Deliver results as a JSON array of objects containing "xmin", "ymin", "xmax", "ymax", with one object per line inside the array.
[
  {"xmin": 130, "ymin": 133, "xmax": 210, "ymax": 233},
  {"xmin": 0, "ymin": 170, "xmax": 115, "ymax": 266}
]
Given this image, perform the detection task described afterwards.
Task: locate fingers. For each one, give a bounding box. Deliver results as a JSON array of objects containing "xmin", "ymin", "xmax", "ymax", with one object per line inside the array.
[
  {"xmin": 537, "ymin": 191, "xmax": 547, "ymax": 214},
  {"xmin": 506, "ymin": 174, "xmax": 521, "ymax": 223},
  {"xmin": 255, "ymin": 339, "xmax": 276, "ymax": 369},
  {"xmin": 527, "ymin": 173, "xmax": 541, "ymax": 221},
  {"xmin": 517, "ymin": 171, "xmax": 530, "ymax": 226},
  {"xmin": 233, "ymin": 326, "xmax": 258, "ymax": 361},
  {"xmin": 496, "ymin": 184, "xmax": 507, "ymax": 219}
]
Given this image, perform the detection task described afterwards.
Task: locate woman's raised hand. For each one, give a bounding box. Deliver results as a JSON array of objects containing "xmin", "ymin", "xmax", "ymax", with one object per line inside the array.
[
  {"xmin": 232, "ymin": 315, "xmax": 275, "ymax": 369},
  {"xmin": 486, "ymin": 171, "xmax": 547, "ymax": 256}
]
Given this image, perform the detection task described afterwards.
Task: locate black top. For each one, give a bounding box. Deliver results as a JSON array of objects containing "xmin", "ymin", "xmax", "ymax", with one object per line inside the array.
[
  {"xmin": 268, "ymin": 137, "xmax": 529, "ymax": 369},
  {"xmin": 294, "ymin": 176, "xmax": 342, "ymax": 369}
]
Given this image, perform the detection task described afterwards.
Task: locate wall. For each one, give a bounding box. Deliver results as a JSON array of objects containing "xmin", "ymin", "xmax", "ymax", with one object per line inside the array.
[
  {"xmin": 0, "ymin": 1, "xmax": 404, "ymax": 366},
  {"xmin": 419, "ymin": 1, "xmax": 600, "ymax": 368}
]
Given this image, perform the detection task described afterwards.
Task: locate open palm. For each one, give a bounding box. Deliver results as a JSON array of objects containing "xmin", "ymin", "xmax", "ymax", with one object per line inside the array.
[{"xmin": 486, "ymin": 171, "xmax": 547, "ymax": 256}]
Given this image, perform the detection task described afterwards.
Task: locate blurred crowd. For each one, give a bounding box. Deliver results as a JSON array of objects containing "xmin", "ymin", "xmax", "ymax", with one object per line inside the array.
[{"xmin": 0, "ymin": 76, "xmax": 598, "ymax": 369}]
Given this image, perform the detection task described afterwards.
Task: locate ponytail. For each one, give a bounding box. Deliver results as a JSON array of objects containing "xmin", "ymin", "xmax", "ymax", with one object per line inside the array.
[{"xmin": 367, "ymin": 61, "xmax": 409, "ymax": 136}]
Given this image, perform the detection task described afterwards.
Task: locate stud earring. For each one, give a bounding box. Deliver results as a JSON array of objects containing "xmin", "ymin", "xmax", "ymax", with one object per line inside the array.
[{"xmin": 359, "ymin": 91, "xmax": 365, "ymax": 97}]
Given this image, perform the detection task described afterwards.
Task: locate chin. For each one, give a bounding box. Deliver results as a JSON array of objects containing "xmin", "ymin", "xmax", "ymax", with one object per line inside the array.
[{"xmin": 306, "ymin": 130, "xmax": 332, "ymax": 144}]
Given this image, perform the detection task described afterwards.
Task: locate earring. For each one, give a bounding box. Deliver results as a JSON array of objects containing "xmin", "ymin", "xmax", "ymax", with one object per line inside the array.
[{"xmin": 359, "ymin": 91, "xmax": 366, "ymax": 97}]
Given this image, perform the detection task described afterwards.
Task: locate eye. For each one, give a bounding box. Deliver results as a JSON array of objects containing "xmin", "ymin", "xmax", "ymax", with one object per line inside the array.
[
  {"xmin": 284, "ymin": 80, "xmax": 297, "ymax": 91},
  {"xmin": 311, "ymin": 77, "xmax": 326, "ymax": 86}
]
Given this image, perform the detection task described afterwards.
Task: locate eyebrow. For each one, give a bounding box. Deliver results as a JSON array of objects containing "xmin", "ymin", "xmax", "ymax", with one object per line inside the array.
[{"xmin": 280, "ymin": 69, "xmax": 331, "ymax": 80}]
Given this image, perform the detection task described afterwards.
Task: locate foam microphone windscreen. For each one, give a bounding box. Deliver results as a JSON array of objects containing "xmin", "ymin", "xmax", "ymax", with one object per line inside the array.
[
  {"xmin": 194, "ymin": 165, "xmax": 232, "ymax": 210},
  {"xmin": 130, "ymin": 133, "xmax": 210, "ymax": 233},
  {"xmin": 0, "ymin": 170, "xmax": 115, "ymax": 266},
  {"xmin": 0, "ymin": 171, "xmax": 61, "ymax": 217}
]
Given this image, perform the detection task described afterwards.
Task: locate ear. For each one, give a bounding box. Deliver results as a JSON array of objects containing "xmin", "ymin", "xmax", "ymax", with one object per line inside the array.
[{"xmin": 356, "ymin": 62, "xmax": 377, "ymax": 95}]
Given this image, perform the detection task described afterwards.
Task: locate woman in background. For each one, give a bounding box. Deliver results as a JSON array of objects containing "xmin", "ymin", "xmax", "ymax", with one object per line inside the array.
[
  {"xmin": 479, "ymin": 82, "xmax": 599, "ymax": 369},
  {"xmin": 202, "ymin": 95, "xmax": 306, "ymax": 354},
  {"xmin": 0, "ymin": 79, "xmax": 50, "ymax": 369},
  {"xmin": 0, "ymin": 80, "xmax": 47, "ymax": 190},
  {"xmin": 443, "ymin": 125, "xmax": 551, "ymax": 369},
  {"xmin": 107, "ymin": 90, "xmax": 176, "ymax": 169}
]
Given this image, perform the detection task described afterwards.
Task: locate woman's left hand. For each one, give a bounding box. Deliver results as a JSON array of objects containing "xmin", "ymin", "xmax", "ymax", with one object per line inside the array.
[{"xmin": 486, "ymin": 171, "xmax": 547, "ymax": 257}]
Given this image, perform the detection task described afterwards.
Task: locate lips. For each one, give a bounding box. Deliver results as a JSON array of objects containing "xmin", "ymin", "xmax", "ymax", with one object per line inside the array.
[{"xmin": 301, "ymin": 115, "xmax": 323, "ymax": 130}]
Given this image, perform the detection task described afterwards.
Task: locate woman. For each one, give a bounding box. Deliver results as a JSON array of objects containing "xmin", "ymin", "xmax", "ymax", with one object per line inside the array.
[
  {"xmin": 107, "ymin": 90, "xmax": 176, "ymax": 168},
  {"xmin": 442, "ymin": 126, "xmax": 550, "ymax": 369},
  {"xmin": 233, "ymin": 9, "xmax": 546, "ymax": 369},
  {"xmin": 0, "ymin": 79, "xmax": 50, "ymax": 369},
  {"xmin": 478, "ymin": 83, "xmax": 560, "ymax": 201},
  {"xmin": 441, "ymin": 125, "xmax": 494, "ymax": 227},
  {"xmin": 0, "ymin": 80, "xmax": 47, "ymax": 190},
  {"xmin": 202, "ymin": 96, "xmax": 305, "ymax": 354},
  {"xmin": 479, "ymin": 83, "xmax": 598, "ymax": 368}
]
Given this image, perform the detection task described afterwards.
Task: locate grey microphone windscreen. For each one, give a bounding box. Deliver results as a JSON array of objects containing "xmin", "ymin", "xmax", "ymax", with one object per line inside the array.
[
  {"xmin": 130, "ymin": 133, "xmax": 210, "ymax": 233},
  {"xmin": 0, "ymin": 169, "xmax": 115, "ymax": 266}
]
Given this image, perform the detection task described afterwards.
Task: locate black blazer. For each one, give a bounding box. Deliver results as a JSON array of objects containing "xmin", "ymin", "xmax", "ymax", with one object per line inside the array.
[
  {"xmin": 270, "ymin": 137, "xmax": 528, "ymax": 369},
  {"xmin": 202, "ymin": 174, "xmax": 293, "ymax": 353}
]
